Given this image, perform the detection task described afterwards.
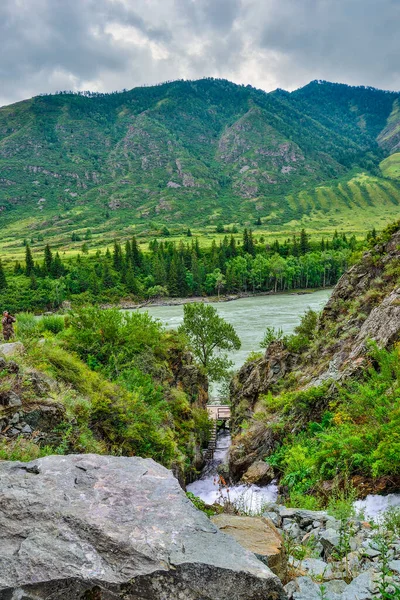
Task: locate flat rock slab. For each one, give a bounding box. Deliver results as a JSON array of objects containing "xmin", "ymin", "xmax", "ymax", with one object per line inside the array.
[
  {"xmin": 211, "ymin": 514, "xmax": 287, "ymax": 582},
  {"xmin": 0, "ymin": 342, "xmax": 24, "ymax": 357},
  {"xmin": 0, "ymin": 454, "xmax": 286, "ymax": 600}
]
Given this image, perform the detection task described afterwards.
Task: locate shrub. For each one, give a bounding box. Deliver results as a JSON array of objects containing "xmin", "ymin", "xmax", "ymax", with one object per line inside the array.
[
  {"xmin": 16, "ymin": 312, "xmax": 40, "ymax": 340},
  {"xmin": 41, "ymin": 315, "xmax": 65, "ymax": 334}
]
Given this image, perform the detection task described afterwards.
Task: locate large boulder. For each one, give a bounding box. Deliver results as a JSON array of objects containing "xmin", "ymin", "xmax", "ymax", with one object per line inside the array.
[
  {"xmin": 0, "ymin": 342, "xmax": 24, "ymax": 357},
  {"xmin": 211, "ymin": 514, "xmax": 287, "ymax": 582},
  {"xmin": 0, "ymin": 454, "xmax": 287, "ymax": 600}
]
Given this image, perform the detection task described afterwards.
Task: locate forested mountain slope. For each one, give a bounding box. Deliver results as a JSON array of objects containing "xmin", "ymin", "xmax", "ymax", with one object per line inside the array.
[{"xmin": 0, "ymin": 78, "xmax": 400, "ymax": 245}]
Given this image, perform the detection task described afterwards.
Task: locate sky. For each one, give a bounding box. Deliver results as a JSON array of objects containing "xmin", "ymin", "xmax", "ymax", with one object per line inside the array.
[{"xmin": 1, "ymin": 0, "xmax": 399, "ymax": 106}]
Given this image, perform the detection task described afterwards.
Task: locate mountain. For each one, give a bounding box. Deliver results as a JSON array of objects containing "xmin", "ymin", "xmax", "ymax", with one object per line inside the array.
[{"xmin": 1, "ymin": 78, "xmax": 400, "ymax": 249}]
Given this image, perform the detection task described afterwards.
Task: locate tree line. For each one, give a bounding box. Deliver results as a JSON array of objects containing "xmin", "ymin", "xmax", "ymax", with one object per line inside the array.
[{"xmin": 0, "ymin": 228, "xmax": 364, "ymax": 312}]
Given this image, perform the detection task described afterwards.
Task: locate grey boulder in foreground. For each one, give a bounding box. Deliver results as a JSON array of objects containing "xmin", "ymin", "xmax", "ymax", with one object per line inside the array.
[{"xmin": 0, "ymin": 454, "xmax": 286, "ymax": 600}]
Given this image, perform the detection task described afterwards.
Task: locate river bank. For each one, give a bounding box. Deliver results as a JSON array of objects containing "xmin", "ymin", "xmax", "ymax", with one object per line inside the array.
[{"xmin": 101, "ymin": 287, "xmax": 331, "ymax": 310}]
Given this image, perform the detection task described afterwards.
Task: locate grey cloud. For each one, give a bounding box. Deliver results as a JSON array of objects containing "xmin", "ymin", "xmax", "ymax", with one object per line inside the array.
[{"xmin": 0, "ymin": 0, "xmax": 399, "ymax": 107}]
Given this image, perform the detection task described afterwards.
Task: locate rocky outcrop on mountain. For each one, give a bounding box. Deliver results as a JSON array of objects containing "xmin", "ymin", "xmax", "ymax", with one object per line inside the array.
[
  {"xmin": 230, "ymin": 341, "xmax": 297, "ymax": 435},
  {"xmin": 0, "ymin": 453, "xmax": 286, "ymax": 600},
  {"xmin": 0, "ymin": 355, "xmax": 65, "ymax": 444},
  {"xmin": 169, "ymin": 347, "xmax": 209, "ymax": 407}
]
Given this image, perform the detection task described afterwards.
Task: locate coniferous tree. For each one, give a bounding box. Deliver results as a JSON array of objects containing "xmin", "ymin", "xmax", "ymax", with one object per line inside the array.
[
  {"xmin": 113, "ymin": 241, "xmax": 123, "ymax": 271},
  {"xmin": 52, "ymin": 252, "xmax": 64, "ymax": 278},
  {"xmin": 25, "ymin": 244, "xmax": 34, "ymax": 276},
  {"xmin": 131, "ymin": 236, "xmax": 142, "ymax": 268},
  {"xmin": 300, "ymin": 229, "xmax": 310, "ymax": 255},
  {"xmin": 44, "ymin": 244, "xmax": 53, "ymax": 274}
]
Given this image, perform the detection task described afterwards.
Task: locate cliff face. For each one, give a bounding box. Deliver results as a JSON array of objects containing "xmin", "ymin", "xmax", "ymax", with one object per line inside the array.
[{"xmin": 229, "ymin": 225, "xmax": 400, "ymax": 488}]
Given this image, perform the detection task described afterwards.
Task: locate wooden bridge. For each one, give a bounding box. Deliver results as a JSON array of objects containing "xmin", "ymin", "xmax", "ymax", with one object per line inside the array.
[{"xmin": 205, "ymin": 405, "xmax": 231, "ymax": 460}]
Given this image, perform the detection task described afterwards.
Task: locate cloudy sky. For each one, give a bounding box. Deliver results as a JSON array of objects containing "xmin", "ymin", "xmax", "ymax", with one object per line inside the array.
[{"xmin": 1, "ymin": 0, "xmax": 399, "ymax": 106}]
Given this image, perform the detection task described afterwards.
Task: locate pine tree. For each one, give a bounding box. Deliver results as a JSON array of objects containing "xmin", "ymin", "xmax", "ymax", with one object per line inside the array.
[
  {"xmin": 131, "ymin": 236, "xmax": 142, "ymax": 268},
  {"xmin": 102, "ymin": 262, "xmax": 115, "ymax": 289},
  {"xmin": 126, "ymin": 268, "xmax": 139, "ymax": 294},
  {"xmin": 113, "ymin": 241, "xmax": 123, "ymax": 271},
  {"xmin": 44, "ymin": 244, "xmax": 53, "ymax": 274},
  {"xmin": 0, "ymin": 259, "xmax": 7, "ymax": 290},
  {"xmin": 300, "ymin": 229, "xmax": 310, "ymax": 255},
  {"xmin": 52, "ymin": 252, "xmax": 64, "ymax": 278},
  {"xmin": 25, "ymin": 244, "xmax": 34, "ymax": 276}
]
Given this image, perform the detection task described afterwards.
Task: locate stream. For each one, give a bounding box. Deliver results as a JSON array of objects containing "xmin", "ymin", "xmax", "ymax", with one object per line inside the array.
[{"xmin": 133, "ymin": 291, "xmax": 400, "ymax": 520}]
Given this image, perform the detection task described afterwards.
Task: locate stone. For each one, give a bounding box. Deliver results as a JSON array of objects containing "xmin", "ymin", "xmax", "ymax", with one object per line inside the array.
[
  {"xmin": 6, "ymin": 360, "xmax": 19, "ymax": 373},
  {"xmin": 9, "ymin": 412, "xmax": 20, "ymax": 424},
  {"xmin": 3, "ymin": 391, "xmax": 22, "ymax": 407},
  {"xmin": 320, "ymin": 528, "xmax": 341, "ymax": 556},
  {"xmin": 284, "ymin": 576, "xmax": 321, "ymax": 600},
  {"xmin": 0, "ymin": 342, "xmax": 24, "ymax": 357},
  {"xmin": 279, "ymin": 508, "xmax": 298, "ymax": 518},
  {"xmin": 0, "ymin": 454, "xmax": 286, "ymax": 600},
  {"xmin": 262, "ymin": 511, "xmax": 280, "ymax": 527},
  {"xmin": 21, "ymin": 424, "xmax": 33, "ymax": 434},
  {"xmin": 211, "ymin": 514, "xmax": 287, "ymax": 582},
  {"xmin": 283, "ymin": 522, "xmax": 301, "ymax": 540},
  {"xmin": 301, "ymin": 558, "xmax": 332, "ymax": 579},
  {"xmin": 323, "ymin": 579, "xmax": 348, "ymax": 596},
  {"xmin": 341, "ymin": 569, "xmax": 379, "ymax": 600},
  {"xmin": 242, "ymin": 460, "xmax": 275, "ymax": 485},
  {"xmin": 362, "ymin": 546, "xmax": 381, "ymax": 559},
  {"xmin": 389, "ymin": 559, "xmax": 400, "ymax": 574},
  {"xmin": 23, "ymin": 403, "xmax": 65, "ymax": 432}
]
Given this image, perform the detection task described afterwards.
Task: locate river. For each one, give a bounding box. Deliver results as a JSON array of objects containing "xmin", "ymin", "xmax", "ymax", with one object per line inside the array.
[{"xmin": 137, "ymin": 289, "xmax": 332, "ymax": 374}]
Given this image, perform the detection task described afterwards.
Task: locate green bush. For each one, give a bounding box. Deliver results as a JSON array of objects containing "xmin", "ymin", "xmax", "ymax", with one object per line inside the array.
[{"xmin": 41, "ymin": 315, "xmax": 65, "ymax": 334}]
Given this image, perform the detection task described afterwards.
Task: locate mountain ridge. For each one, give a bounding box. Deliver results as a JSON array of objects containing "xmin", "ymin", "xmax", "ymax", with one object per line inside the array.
[{"xmin": 0, "ymin": 77, "xmax": 400, "ymax": 252}]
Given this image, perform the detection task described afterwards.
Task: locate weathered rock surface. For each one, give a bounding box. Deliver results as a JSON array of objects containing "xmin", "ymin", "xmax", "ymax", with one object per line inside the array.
[
  {"xmin": 230, "ymin": 341, "xmax": 297, "ymax": 434},
  {"xmin": 0, "ymin": 454, "xmax": 287, "ymax": 600},
  {"xmin": 242, "ymin": 460, "xmax": 275, "ymax": 486},
  {"xmin": 0, "ymin": 341, "xmax": 24, "ymax": 357},
  {"xmin": 211, "ymin": 514, "xmax": 287, "ymax": 582}
]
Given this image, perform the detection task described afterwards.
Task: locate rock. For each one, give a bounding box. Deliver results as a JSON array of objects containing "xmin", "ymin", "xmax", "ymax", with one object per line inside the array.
[
  {"xmin": 21, "ymin": 423, "xmax": 33, "ymax": 434},
  {"xmin": 242, "ymin": 460, "xmax": 275, "ymax": 485},
  {"xmin": 0, "ymin": 342, "xmax": 24, "ymax": 357},
  {"xmin": 284, "ymin": 576, "xmax": 321, "ymax": 600},
  {"xmin": 283, "ymin": 521, "xmax": 301, "ymax": 540},
  {"xmin": 320, "ymin": 528, "xmax": 341, "ymax": 556},
  {"xmin": 23, "ymin": 403, "xmax": 65, "ymax": 432},
  {"xmin": 211, "ymin": 514, "xmax": 287, "ymax": 582},
  {"xmin": 301, "ymin": 558, "xmax": 332, "ymax": 579},
  {"xmin": 0, "ymin": 454, "xmax": 286, "ymax": 599},
  {"xmin": 279, "ymin": 508, "xmax": 298, "ymax": 518},
  {"xmin": 263, "ymin": 511, "xmax": 280, "ymax": 527},
  {"xmin": 6, "ymin": 360, "xmax": 19, "ymax": 373},
  {"xmin": 341, "ymin": 569, "xmax": 379, "ymax": 600},
  {"xmin": 362, "ymin": 546, "xmax": 381, "ymax": 559},
  {"xmin": 323, "ymin": 579, "xmax": 348, "ymax": 598},
  {"xmin": 9, "ymin": 412, "xmax": 20, "ymax": 424},
  {"xmin": 389, "ymin": 559, "xmax": 400, "ymax": 574},
  {"xmin": 0, "ymin": 390, "xmax": 22, "ymax": 408}
]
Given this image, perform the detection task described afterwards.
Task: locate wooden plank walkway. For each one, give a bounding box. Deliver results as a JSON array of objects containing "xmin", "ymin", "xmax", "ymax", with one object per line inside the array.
[{"xmin": 205, "ymin": 405, "xmax": 231, "ymax": 460}]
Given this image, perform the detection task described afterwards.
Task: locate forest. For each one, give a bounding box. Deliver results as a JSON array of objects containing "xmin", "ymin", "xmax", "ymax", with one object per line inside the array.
[{"xmin": 0, "ymin": 227, "xmax": 369, "ymax": 313}]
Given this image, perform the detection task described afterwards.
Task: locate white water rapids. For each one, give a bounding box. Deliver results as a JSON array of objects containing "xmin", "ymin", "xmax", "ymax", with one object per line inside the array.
[{"xmin": 187, "ymin": 430, "xmax": 278, "ymax": 514}]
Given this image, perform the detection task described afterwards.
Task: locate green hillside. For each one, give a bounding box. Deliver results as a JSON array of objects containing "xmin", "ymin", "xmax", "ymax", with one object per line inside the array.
[{"xmin": 0, "ymin": 78, "xmax": 400, "ymax": 252}]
